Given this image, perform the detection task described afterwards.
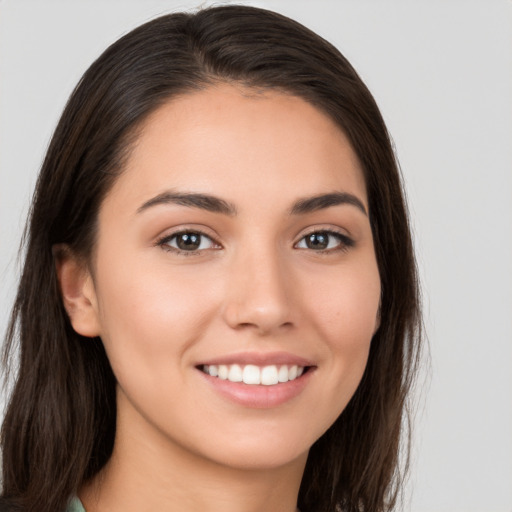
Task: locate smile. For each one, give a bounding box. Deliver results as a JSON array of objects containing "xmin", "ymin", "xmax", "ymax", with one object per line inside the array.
[{"xmin": 201, "ymin": 364, "xmax": 306, "ymax": 386}]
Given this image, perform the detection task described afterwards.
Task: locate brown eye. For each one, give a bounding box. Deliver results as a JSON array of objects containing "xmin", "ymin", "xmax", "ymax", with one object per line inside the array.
[
  {"xmin": 176, "ymin": 233, "xmax": 202, "ymax": 250},
  {"xmin": 304, "ymin": 232, "xmax": 330, "ymax": 250},
  {"xmin": 295, "ymin": 231, "xmax": 354, "ymax": 252},
  {"xmin": 160, "ymin": 231, "xmax": 217, "ymax": 252}
]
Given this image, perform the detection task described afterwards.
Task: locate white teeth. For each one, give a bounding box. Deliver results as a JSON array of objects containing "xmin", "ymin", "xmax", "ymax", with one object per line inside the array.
[
  {"xmin": 202, "ymin": 364, "xmax": 305, "ymax": 385},
  {"xmin": 228, "ymin": 364, "xmax": 243, "ymax": 382},
  {"xmin": 278, "ymin": 365, "xmax": 289, "ymax": 382},
  {"xmin": 261, "ymin": 365, "xmax": 279, "ymax": 385},
  {"xmin": 218, "ymin": 365, "xmax": 228, "ymax": 380},
  {"xmin": 243, "ymin": 365, "xmax": 261, "ymax": 385}
]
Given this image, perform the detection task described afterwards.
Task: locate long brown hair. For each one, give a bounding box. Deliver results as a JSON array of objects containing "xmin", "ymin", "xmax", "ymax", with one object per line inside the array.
[{"xmin": 1, "ymin": 6, "xmax": 422, "ymax": 512}]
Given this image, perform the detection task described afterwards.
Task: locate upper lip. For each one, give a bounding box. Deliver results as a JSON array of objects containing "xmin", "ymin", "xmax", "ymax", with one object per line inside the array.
[{"xmin": 197, "ymin": 351, "xmax": 315, "ymax": 367}]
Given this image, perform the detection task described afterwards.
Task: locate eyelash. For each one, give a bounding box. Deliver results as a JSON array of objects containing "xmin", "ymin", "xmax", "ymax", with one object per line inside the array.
[{"xmin": 156, "ymin": 229, "xmax": 354, "ymax": 256}]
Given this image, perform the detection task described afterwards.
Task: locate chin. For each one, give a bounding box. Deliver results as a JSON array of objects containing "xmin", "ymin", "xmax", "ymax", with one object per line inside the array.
[{"xmin": 183, "ymin": 423, "xmax": 318, "ymax": 472}]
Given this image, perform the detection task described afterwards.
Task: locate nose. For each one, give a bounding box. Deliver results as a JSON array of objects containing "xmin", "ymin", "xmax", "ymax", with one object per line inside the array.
[{"xmin": 222, "ymin": 247, "xmax": 295, "ymax": 335}]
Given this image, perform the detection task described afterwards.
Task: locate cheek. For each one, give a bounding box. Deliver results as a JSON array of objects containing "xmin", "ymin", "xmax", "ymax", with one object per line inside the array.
[
  {"xmin": 310, "ymin": 260, "xmax": 380, "ymax": 344},
  {"xmin": 93, "ymin": 260, "xmax": 221, "ymax": 370},
  {"xmin": 305, "ymin": 258, "xmax": 380, "ymax": 402}
]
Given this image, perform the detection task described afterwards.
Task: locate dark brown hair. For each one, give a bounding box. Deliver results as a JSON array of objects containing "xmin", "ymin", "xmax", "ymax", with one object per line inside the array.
[{"xmin": 1, "ymin": 5, "xmax": 422, "ymax": 512}]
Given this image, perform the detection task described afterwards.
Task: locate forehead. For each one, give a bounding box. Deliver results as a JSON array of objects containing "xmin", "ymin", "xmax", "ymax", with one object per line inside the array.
[{"xmin": 104, "ymin": 84, "xmax": 367, "ymax": 213}]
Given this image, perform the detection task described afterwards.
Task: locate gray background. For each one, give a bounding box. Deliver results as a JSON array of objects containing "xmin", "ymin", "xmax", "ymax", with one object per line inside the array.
[{"xmin": 1, "ymin": 1, "xmax": 511, "ymax": 510}]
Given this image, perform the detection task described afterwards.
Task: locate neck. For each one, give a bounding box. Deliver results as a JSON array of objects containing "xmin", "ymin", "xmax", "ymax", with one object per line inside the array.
[{"xmin": 80, "ymin": 393, "xmax": 307, "ymax": 512}]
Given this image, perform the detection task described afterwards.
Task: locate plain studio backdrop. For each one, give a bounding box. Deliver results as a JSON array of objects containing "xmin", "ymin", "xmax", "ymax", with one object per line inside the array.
[{"xmin": 0, "ymin": 1, "xmax": 511, "ymax": 511}]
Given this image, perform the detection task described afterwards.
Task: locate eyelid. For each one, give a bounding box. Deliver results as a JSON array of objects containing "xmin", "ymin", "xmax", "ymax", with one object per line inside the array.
[{"xmin": 154, "ymin": 223, "xmax": 221, "ymax": 243}]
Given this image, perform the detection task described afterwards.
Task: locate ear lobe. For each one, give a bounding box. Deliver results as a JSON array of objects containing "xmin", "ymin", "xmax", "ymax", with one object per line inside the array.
[{"xmin": 53, "ymin": 244, "xmax": 101, "ymax": 338}]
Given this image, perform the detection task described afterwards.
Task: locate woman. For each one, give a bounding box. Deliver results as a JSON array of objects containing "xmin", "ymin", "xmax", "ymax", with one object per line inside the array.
[{"xmin": 1, "ymin": 5, "xmax": 421, "ymax": 512}]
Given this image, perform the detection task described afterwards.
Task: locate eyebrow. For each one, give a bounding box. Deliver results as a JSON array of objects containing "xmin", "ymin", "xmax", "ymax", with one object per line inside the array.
[
  {"xmin": 290, "ymin": 192, "xmax": 368, "ymax": 216},
  {"xmin": 137, "ymin": 191, "xmax": 237, "ymax": 216},
  {"xmin": 136, "ymin": 190, "xmax": 367, "ymax": 217}
]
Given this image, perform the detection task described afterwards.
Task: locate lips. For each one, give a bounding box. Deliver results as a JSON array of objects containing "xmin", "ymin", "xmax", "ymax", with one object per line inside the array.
[{"xmin": 196, "ymin": 352, "xmax": 315, "ymax": 408}]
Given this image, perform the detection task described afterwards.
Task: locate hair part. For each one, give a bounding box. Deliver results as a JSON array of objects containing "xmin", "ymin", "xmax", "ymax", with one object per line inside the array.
[{"xmin": 2, "ymin": 6, "xmax": 422, "ymax": 512}]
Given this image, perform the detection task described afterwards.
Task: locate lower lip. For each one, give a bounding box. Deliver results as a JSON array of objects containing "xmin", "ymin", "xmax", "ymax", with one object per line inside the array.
[{"xmin": 198, "ymin": 368, "xmax": 314, "ymax": 409}]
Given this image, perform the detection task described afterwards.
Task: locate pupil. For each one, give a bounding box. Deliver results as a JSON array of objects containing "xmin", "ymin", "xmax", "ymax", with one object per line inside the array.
[
  {"xmin": 177, "ymin": 233, "xmax": 200, "ymax": 250},
  {"xmin": 307, "ymin": 232, "xmax": 328, "ymax": 250}
]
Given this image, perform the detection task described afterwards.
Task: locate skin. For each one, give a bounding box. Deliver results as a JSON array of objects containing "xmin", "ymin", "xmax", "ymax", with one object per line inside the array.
[{"xmin": 58, "ymin": 84, "xmax": 381, "ymax": 512}]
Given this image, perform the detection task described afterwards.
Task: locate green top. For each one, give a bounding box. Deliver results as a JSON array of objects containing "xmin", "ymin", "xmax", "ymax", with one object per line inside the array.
[{"xmin": 67, "ymin": 497, "xmax": 86, "ymax": 512}]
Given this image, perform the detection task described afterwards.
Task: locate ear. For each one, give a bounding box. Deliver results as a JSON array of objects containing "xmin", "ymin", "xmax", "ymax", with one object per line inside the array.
[{"xmin": 53, "ymin": 244, "xmax": 101, "ymax": 338}]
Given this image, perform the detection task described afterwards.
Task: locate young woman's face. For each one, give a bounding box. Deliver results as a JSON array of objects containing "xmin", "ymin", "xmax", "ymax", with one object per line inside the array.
[{"xmin": 84, "ymin": 84, "xmax": 381, "ymax": 470}]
